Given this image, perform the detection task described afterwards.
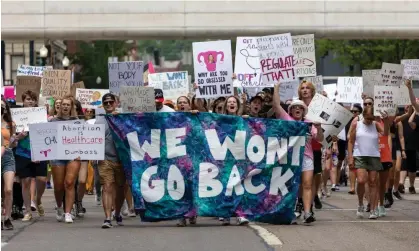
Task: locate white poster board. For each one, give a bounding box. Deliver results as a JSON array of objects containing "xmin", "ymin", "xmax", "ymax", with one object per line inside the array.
[
  {"xmin": 398, "ymin": 84, "xmax": 411, "ymax": 106},
  {"xmin": 56, "ymin": 124, "xmax": 105, "ymax": 160},
  {"xmin": 233, "ymin": 37, "xmax": 263, "ymax": 88},
  {"xmin": 362, "ymin": 69, "xmax": 380, "ymax": 97},
  {"xmin": 373, "ymin": 85, "xmax": 398, "ymax": 116},
  {"xmin": 193, "ymin": 40, "xmax": 233, "ymax": 98},
  {"xmin": 278, "ymin": 80, "xmax": 299, "ymax": 101},
  {"xmin": 292, "ymin": 34, "xmax": 316, "ymax": 77},
  {"xmin": 380, "ymin": 62, "xmax": 403, "ymax": 86},
  {"xmin": 336, "ymin": 77, "xmax": 363, "ymax": 104},
  {"xmin": 304, "ymin": 75, "xmax": 323, "ymax": 93},
  {"xmin": 17, "ymin": 65, "xmax": 53, "ymax": 77},
  {"xmin": 257, "ymin": 33, "xmax": 295, "ymax": 87},
  {"xmin": 324, "ymin": 83, "xmax": 337, "ymax": 101},
  {"xmin": 108, "ymin": 61, "xmax": 144, "ymax": 95},
  {"xmin": 401, "ymin": 59, "xmax": 419, "ymax": 80},
  {"xmin": 119, "ymin": 86, "xmax": 156, "ymax": 113},
  {"xmin": 10, "ymin": 107, "xmax": 48, "ymax": 132},
  {"xmin": 148, "ymin": 71, "xmax": 189, "ymax": 101},
  {"xmin": 306, "ymin": 94, "xmax": 353, "ymax": 146},
  {"xmin": 75, "ymin": 88, "xmax": 109, "ymax": 109}
]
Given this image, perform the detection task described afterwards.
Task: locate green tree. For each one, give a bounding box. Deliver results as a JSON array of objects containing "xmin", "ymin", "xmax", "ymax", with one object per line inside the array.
[{"xmin": 137, "ymin": 40, "xmax": 193, "ymax": 61}]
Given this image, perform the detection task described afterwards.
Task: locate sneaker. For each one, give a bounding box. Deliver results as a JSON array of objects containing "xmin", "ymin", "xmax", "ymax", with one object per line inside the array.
[
  {"xmin": 378, "ymin": 206, "xmax": 386, "ymax": 217},
  {"xmin": 30, "ymin": 201, "xmax": 37, "ymax": 211},
  {"xmin": 303, "ymin": 212, "xmax": 316, "ymax": 224},
  {"xmin": 237, "ymin": 217, "xmax": 249, "ymax": 225},
  {"xmin": 96, "ymin": 195, "xmax": 102, "ymax": 206},
  {"xmin": 102, "ymin": 220, "xmax": 113, "ymax": 228},
  {"xmin": 37, "ymin": 204, "xmax": 45, "ymax": 217},
  {"xmin": 127, "ymin": 209, "xmax": 136, "ymax": 217},
  {"xmin": 384, "ymin": 195, "xmax": 392, "ymax": 209},
  {"xmin": 314, "ymin": 195, "xmax": 322, "ymax": 209},
  {"xmin": 177, "ymin": 218, "xmax": 187, "ymax": 227},
  {"xmin": 221, "ymin": 218, "xmax": 231, "ymax": 226},
  {"xmin": 387, "ymin": 191, "xmax": 394, "ymax": 206},
  {"xmin": 121, "ymin": 201, "xmax": 129, "ymax": 217},
  {"xmin": 335, "ymin": 185, "xmax": 340, "ymax": 191},
  {"xmin": 331, "ymin": 184, "xmax": 336, "ymax": 192},
  {"xmin": 3, "ymin": 218, "xmax": 14, "ymax": 230},
  {"xmin": 348, "ymin": 190, "xmax": 356, "ymax": 195},
  {"xmin": 189, "ymin": 216, "xmax": 197, "ymax": 225},
  {"xmin": 294, "ymin": 201, "xmax": 303, "ymax": 218},
  {"xmin": 218, "ymin": 217, "xmax": 224, "ymax": 221},
  {"xmin": 76, "ymin": 202, "xmax": 84, "ymax": 217},
  {"xmin": 393, "ymin": 191, "xmax": 403, "ymax": 200},
  {"xmin": 65, "ymin": 213, "xmax": 73, "ymax": 223},
  {"xmin": 56, "ymin": 207, "xmax": 64, "ymax": 222},
  {"xmin": 365, "ymin": 203, "xmax": 371, "ymax": 213},
  {"xmin": 409, "ymin": 186, "xmax": 416, "ymax": 194},
  {"xmin": 356, "ymin": 206, "xmax": 365, "ymax": 218},
  {"xmin": 398, "ymin": 184, "xmax": 405, "ymax": 194},
  {"xmin": 11, "ymin": 205, "xmax": 19, "ymax": 220},
  {"xmin": 46, "ymin": 182, "xmax": 52, "ymax": 189},
  {"xmin": 22, "ymin": 213, "xmax": 32, "ymax": 222},
  {"xmin": 115, "ymin": 215, "xmax": 123, "ymax": 226},
  {"xmin": 369, "ymin": 211, "xmax": 378, "ymax": 220}
]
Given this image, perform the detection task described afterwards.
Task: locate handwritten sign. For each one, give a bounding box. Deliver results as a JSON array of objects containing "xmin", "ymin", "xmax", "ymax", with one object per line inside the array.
[
  {"xmin": 17, "ymin": 65, "xmax": 53, "ymax": 77},
  {"xmin": 15, "ymin": 76, "xmax": 42, "ymax": 104},
  {"xmin": 278, "ymin": 80, "xmax": 299, "ymax": 101},
  {"xmin": 401, "ymin": 59, "xmax": 419, "ymax": 80},
  {"xmin": 193, "ymin": 40, "xmax": 233, "ymax": 98},
  {"xmin": 336, "ymin": 77, "xmax": 363, "ymax": 104},
  {"xmin": 292, "ymin": 34, "xmax": 316, "ymax": 77},
  {"xmin": 120, "ymin": 86, "xmax": 156, "ymax": 113},
  {"xmin": 306, "ymin": 94, "xmax": 352, "ymax": 146},
  {"xmin": 304, "ymin": 75, "xmax": 323, "ymax": 93},
  {"xmin": 56, "ymin": 124, "xmax": 105, "ymax": 160},
  {"xmin": 108, "ymin": 61, "xmax": 144, "ymax": 95},
  {"xmin": 380, "ymin": 63, "xmax": 403, "ymax": 86},
  {"xmin": 233, "ymin": 37, "xmax": 263, "ymax": 87},
  {"xmin": 148, "ymin": 71, "xmax": 189, "ymax": 101},
  {"xmin": 71, "ymin": 81, "xmax": 86, "ymax": 98},
  {"xmin": 374, "ymin": 85, "xmax": 398, "ymax": 116},
  {"xmin": 10, "ymin": 107, "xmax": 48, "ymax": 132},
  {"xmin": 41, "ymin": 70, "xmax": 71, "ymax": 97},
  {"xmin": 323, "ymin": 84, "xmax": 337, "ymax": 101},
  {"xmin": 257, "ymin": 33, "xmax": 294, "ymax": 87},
  {"xmin": 75, "ymin": 88, "xmax": 109, "ymax": 109},
  {"xmin": 362, "ymin": 69, "xmax": 380, "ymax": 97},
  {"xmin": 397, "ymin": 84, "xmax": 411, "ymax": 106}
]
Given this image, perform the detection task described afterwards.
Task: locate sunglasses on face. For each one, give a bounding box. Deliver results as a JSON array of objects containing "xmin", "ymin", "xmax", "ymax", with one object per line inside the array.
[
  {"xmin": 351, "ymin": 110, "xmax": 360, "ymax": 114},
  {"xmin": 364, "ymin": 102, "xmax": 373, "ymax": 106},
  {"xmin": 103, "ymin": 101, "xmax": 114, "ymax": 106},
  {"xmin": 216, "ymin": 106, "xmax": 223, "ymax": 111}
]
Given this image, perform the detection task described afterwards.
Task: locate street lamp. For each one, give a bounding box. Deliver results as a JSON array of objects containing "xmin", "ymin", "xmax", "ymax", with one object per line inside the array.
[
  {"xmin": 39, "ymin": 45, "xmax": 48, "ymax": 66},
  {"xmin": 96, "ymin": 76, "xmax": 102, "ymax": 85},
  {"xmin": 62, "ymin": 56, "xmax": 70, "ymax": 69}
]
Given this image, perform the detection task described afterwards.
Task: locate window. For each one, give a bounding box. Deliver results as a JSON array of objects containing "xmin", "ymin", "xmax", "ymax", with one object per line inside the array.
[{"xmin": 11, "ymin": 54, "xmax": 25, "ymax": 84}]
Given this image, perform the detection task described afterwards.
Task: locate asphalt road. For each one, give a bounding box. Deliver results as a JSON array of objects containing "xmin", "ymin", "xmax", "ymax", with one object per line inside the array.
[{"xmin": 2, "ymin": 180, "xmax": 418, "ymax": 251}]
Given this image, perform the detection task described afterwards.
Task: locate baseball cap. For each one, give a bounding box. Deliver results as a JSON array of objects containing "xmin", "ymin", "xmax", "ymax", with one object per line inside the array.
[
  {"xmin": 102, "ymin": 93, "xmax": 116, "ymax": 103},
  {"xmin": 155, "ymin": 89, "xmax": 164, "ymax": 103},
  {"xmin": 250, "ymin": 95, "xmax": 263, "ymax": 103}
]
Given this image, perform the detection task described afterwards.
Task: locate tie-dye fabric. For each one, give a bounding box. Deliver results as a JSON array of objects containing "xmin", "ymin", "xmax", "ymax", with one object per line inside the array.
[
  {"xmin": 16, "ymin": 135, "xmax": 31, "ymax": 159},
  {"xmin": 106, "ymin": 112, "xmax": 307, "ymax": 224}
]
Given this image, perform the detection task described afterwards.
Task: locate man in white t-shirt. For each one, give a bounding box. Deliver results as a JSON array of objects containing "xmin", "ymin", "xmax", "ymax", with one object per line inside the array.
[{"xmin": 155, "ymin": 89, "xmax": 175, "ymax": 112}]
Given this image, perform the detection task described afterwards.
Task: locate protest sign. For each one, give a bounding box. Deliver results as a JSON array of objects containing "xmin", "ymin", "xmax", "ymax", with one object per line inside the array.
[
  {"xmin": 362, "ymin": 69, "xmax": 381, "ymax": 97},
  {"xmin": 108, "ymin": 61, "xmax": 144, "ymax": 95},
  {"xmin": 15, "ymin": 76, "xmax": 42, "ymax": 103},
  {"xmin": 193, "ymin": 40, "xmax": 233, "ymax": 98},
  {"xmin": 148, "ymin": 71, "xmax": 189, "ymax": 101},
  {"xmin": 106, "ymin": 112, "xmax": 308, "ymax": 224},
  {"xmin": 336, "ymin": 77, "xmax": 363, "ymax": 104},
  {"xmin": 233, "ymin": 37, "xmax": 263, "ymax": 87},
  {"xmin": 374, "ymin": 85, "xmax": 398, "ymax": 116},
  {"xmin": 120, "ymin": 86, "xmax": 156, "ymax": 113},
  {"xmin": 398, "ymin": 84, "xmax": 411, "ymax": 106},
  {"xmin": 304, "ymin": 75, "xmax": 323, "ymax": 93},
  {"xmin": 292, "ymin": 34, "xmax": 316, "ymax": 77},
  {"xmin": 401, "ymin": 59, "xmax": 419, "ymax": 80},
  {"xmin": 380, "ymin": 63, "xmax": 403, "ymax": 86},
  {"xmin": 278, "ymin": 80, "xmax": 299, "ymax": 101},
  {"xmin": 71, "ymin": 81, "xmax": 86, "ymax": 98},
  {"xmin": 75, "ymin": 88, "xmax": 109, "ymax": 109},
  {"xmin": 41, "ymin": 70, "xmax": 71, "ymax": 97},
  {"xmin": 10, "ymin": 107, "xmax": 48, "ymax": 132},
  {"xmin": 323, "ymin": 84, "xmax": 337, "ymax": 101},
  {"xmin": 17, "ymin": 65, "xmax": 53, "ymax": 77},
  {"xmin": 306, "ymin": 94, "xmax": 353, "ymax": 146},
  {"xmin": 257, "ymin": 33, "xmax": 295, "ymax": 87},
  {"xmin": 56, "ymin": 123, "xmax": 105, "ymax": 160}
]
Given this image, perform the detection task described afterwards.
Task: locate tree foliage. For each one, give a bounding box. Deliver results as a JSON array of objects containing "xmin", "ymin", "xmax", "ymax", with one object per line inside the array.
[{"xmin": 137, "ymin": 40, "xmax": 193, "ymax": 61}]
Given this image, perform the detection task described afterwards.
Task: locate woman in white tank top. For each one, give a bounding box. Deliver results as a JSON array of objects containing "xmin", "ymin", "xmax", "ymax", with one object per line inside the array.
[{"xmin": 347, "ymin": 105, "xmax": 389, "ymax": 220}]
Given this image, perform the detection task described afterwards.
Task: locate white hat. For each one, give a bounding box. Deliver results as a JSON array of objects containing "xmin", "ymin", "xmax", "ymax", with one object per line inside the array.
[{"xmin": 288, "ymin": 100, "xmax": 308, "ymax": 116}]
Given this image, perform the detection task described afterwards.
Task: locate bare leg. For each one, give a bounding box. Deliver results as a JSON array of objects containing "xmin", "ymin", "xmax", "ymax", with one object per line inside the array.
[
  {"xmin": 21, "ymin": 177, "xmax": 32, "ymax": 215},
  {"xmin": 3, "ymin": 171, "xmax": 15, "ymax": 219},
  {"xmin": 51, "ymin": 166, "xmax": 65, "ymax": 208},
  {"xmin": 368, "ymin": 171, "xmax": 378, "ymax": 211},
  {"xmin": 35, "ymin": 176, "xmax": 47, "ymax": 205},
  {"xmin": 77, "ymin": 161, "xmax": 88, "ymax": 202},
  {"xmin": 64, "ymin": 161, "xmax": 81, "ymax": 214},
  {"xmin": 302, "ymin": 170, "xmax": 313, "ymax": 214}
]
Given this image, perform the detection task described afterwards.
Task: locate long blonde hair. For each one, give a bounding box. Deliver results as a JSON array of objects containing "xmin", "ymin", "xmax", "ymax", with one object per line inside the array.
[{"xmin": 57, "ymin": 95, "xmax": 77, "ymax": 118}]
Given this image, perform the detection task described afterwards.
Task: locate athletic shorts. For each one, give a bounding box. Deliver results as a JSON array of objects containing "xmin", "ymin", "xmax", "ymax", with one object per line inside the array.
[
  {"xmin": 401, "ymin": 150, "xmax": 417, "ymax": 173},
  {"xmin": 313, "ymin": 150, "xmax": 322, "ymax": 174},
  {"xmin": 15, "ymin": 155, "xmax": 47, "ymax": 178},
  {"xmin": 98, "ymin": 160, "xmax": 125, "ymax": 186},
  {"xmin": 380, "ymin": 162, "xmax": 392, "ymax": 172},
  {"xmin": 1, "ymin": 148, "xmax": 16, "ymax": 175},
  {"xmin": 337, "ymin": 140, "xmax": 347, "ymax": 161},
  {"xmin": 355, "ymin": 156, "xmax": 383, "ymax": 171}
]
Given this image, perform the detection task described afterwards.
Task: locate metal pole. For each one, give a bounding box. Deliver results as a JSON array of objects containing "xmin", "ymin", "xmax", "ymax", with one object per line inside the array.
[{"xmin": 29, "ymin": 41, "xmax": 34, "ymax": 65}]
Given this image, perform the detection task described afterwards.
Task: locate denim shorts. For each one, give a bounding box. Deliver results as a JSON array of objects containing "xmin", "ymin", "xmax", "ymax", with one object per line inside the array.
[
  {"xmin": 1, "ymin": 148, "xmax": 16, "ymax": 175},
  {"xmin": 50, "ymin": 160, "xmax": 72, "ymax": 167}
]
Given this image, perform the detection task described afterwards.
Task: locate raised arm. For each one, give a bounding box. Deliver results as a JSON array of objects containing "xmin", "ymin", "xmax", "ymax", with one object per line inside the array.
[
  {"xmin": 408, "ymin": 111, "xmax": 417, "ymax": 130},
  {"xmin": 273, "ymin": 82, "xmax": 287, "ymax": 118},
  {"xmin": 405, "ymin": 79, "xmax": 419, "ymax": 112}
]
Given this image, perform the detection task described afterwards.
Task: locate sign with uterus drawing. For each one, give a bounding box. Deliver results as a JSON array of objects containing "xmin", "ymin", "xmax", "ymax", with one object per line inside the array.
[{"xmin": 193, "ymin": 40, "xmax": 234, "ymax": 99}]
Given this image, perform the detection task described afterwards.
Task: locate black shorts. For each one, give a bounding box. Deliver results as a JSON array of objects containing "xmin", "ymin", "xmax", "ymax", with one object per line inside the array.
[
  {"xmin": 313, "ymin": 150, "xmax": 322, "ymax": 174},
  {"xmin": 401, "ymin": 150, "xmax": 417, "ymax": 173},
  {"xmin": 380, "ymin": 162, "xmax": 393, "ymax": 171},
  {"xmin": 337, "ymin": 140, "xmax": 347, "ymax": 161},
  {"xmin": 15, "ymin": 155, "xmax": 48, "ymax": 178}
]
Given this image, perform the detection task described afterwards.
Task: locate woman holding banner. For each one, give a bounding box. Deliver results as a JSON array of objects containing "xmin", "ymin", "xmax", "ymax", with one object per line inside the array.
[{"xmin": 273, "ymin": 82, "xmax": 324, "ymax": 224}]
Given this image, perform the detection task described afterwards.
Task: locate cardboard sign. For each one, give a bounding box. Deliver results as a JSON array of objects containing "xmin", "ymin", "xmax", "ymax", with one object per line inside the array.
[
  {"xmin": 75, "ymin": 88, "xmax": 109, "ymax": 109},
  {"xmin": 257, "ymin": 33, "xmax": 295, "ymax": 87},
  {"xmin": 17, "ymin": 65, "xmax": 53, "ymax": 77},
  {"xmin": 304, "ymin": 75, "xmax": 323, "ymax": 93},
  {"xmin": 10, "ymin": 107, "xmax": 48, "ymax": 132},
  {"xmin": 148, "ymin": 71, "xmax": 189, "ymax": 101},
  {"xmin": 15, "ymin": 76, "xmax": 42, "ymax": 103},
  {"xmin": 336, "ymin": 77, "xmax": 363, "ymax": 104},
  {"xmin": 397, "ymin": 84, "xmax": 411, "ymax": 106},
  {"xmin": 278, "ymin": 80, "xmax": 299, "ymax": 101},
  {"xmin": 193, "ymin": 40, "xmax": 233, "ymax": 98},
  {"xmin": 362, "ymin": 69, "xmax": 380, "ymax": 97},
  {"xmin": 401, "ymin": 59, "xmax": 419, "ymax": 80},
  {"xmin": 108, "ymin": 61, "xmax": 144, "ymax": 95},
  {"xmin": 71, "ymin": 81, "xmax": 86, "ymax": 98},
  {"xmin": 41, "ymin": 70, "xmax": 71, "ymax": 97},
  {"xmin": 292, "ymin": 34, "xmax": 316, "ymax": 77},
  {"xmin": 119, "ymin": 86, "xmax": 156, "ymax": 113},
  {"xmin": 323, "ymin": 84, "xmax": 337, "ymax": 101},
  {"xmin": 306, "ymin": 93, "xmax": 353, "ymax": 146},
  {"xmin": 233, "ymin": 37, "xmax": 263, "ymax": 87},
  {"xmin": 380, "ymin": 62, "xmax": 403, "ymax": 86},
  {"xmin": 374, "ymin": 85, "xmax": 398, "ymax": 116}
]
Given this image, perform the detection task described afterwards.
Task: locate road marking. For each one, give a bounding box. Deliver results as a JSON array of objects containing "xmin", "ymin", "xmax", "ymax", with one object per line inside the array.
[
  {"xmin": 320, "ymin": 220, "xmax": 419, "ymax": 223},
  {"xmin": 248, "ymin": 223, "xmax": 283, "ymax": 247}
]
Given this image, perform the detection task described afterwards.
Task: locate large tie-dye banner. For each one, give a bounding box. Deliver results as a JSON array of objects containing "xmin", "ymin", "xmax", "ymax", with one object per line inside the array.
[{"xmin": 106, "ymin": 113, "xmax": 307, "ymax": 224}]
